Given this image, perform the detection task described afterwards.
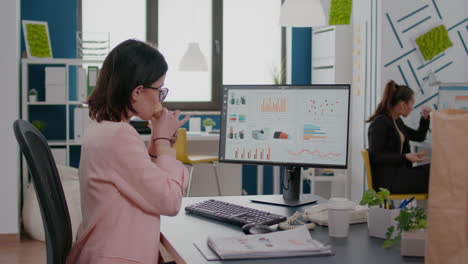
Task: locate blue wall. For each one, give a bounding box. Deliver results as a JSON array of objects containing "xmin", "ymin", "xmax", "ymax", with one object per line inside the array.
[
  {"xmin": 21, "ymin": 0, "xmax": 77, "ymax": 58},
  {"xmin": 292, "ymin": 28, "xmax": 312, "ymax": 84}
]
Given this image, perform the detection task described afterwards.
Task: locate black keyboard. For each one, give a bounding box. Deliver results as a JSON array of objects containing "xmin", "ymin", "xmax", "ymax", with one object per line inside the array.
[{"xmin": 185, "ymin": 199, "xmax": 287, "ymax": 226}]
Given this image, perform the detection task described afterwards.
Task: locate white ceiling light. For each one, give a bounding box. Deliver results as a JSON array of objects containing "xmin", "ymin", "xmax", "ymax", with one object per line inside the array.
[
  {"xmin": 280, "ymin": 0, "xmax": 327, "ymax": 27},
  {"xmin": 179, "ymin": 42, "xmax": 208, "ymax": 71}
]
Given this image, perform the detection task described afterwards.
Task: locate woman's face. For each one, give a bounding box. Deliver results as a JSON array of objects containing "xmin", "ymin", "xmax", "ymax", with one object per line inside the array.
[
  {"xmin": 131, "ymin": 74, "xmax": 166, "ymax": 120},
  {"xmin": 399, "ymin": 96, "xmax": 415, "ymax": 117}
]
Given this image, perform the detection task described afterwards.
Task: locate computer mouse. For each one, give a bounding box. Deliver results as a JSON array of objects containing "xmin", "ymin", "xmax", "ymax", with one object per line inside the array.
[{"xmin": 241, "ymin": 223, "xmax": 275, "ymax": 235}]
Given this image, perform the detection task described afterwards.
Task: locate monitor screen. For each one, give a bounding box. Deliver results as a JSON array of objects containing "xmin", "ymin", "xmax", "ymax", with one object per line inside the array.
[
  {"xmin": 219, "ymin": 85, "xmax": 350, "ymax": 168},
  {"xmin": 438, "ymin": 85, "xmax": 468, "ymax": 111}
]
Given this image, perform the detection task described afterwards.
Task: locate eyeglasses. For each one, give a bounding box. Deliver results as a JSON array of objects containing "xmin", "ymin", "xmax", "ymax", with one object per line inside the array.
[{"xmin": 143, "ymin": 86, "xmax": 169, "ymax": 102}]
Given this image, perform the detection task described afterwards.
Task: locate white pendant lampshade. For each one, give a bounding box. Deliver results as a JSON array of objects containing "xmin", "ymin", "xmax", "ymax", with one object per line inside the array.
[
  {"xmin": 179, "ymin": 42, "xmax": 208, "ymax": 71},
  {"xmin": 280, "ymin": 0, "xmax": 327, "ymax": 27}
]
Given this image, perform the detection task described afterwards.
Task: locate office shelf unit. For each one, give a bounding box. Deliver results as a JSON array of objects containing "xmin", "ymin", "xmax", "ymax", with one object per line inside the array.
[
  {"xmin": 311, "ymin": 25, "xmax": 352, "ymax": 84},
  {"xmin": 20, "ymin": 58, "xmax": 102, "ymax": 190},
  {"xmin": 309, "ymin": 25, "xmax": 352, "ymax": 198}
]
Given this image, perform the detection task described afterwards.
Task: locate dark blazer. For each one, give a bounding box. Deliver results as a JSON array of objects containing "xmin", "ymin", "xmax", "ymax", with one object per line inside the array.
[
  {"xmin": 367, "ymin": 113, "xmax": 430, "ymax": 193},
  {"xmin": 368, "ymin": 113, "xmax": 430, "ymax": 168}
]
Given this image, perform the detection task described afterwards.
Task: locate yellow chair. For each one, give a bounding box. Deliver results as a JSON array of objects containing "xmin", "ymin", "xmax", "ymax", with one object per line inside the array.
[
  {"xmin": 361, "ymin": 149, "xmax": 428, "ymax": 200},
  {"xmin": 173, "ymin": 128, "xmax": 221, "ymax": 196}
]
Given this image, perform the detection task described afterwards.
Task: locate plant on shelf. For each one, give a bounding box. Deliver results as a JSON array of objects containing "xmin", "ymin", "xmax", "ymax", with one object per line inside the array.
[
  {"xmin": 359, "ymin": 187, "xmax": 390, "ymax": 206},
  {"xmin": 271, "ymin": 57, "xmax": 286, "ymax": 85},
  {"xmin": 31, "ymin": 120, "xmax": 46, "ymax": 132},
  {"xmin": 202, "ymin": 118, "xmax": 216, "ymax": 133},
  {"xmin": 383, "ymin": 207, "xmax": 427, "ymax": 248},
  {"xmin": 28, "ymin": 89, "xmax": 38, "ymax": 102}
]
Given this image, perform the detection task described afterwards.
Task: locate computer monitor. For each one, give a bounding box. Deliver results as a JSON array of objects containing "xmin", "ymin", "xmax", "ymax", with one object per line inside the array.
[
  {"xmin": 219, "ymin": 85, "xmax": 350, "ymax": 206},
  {"xmin": 438, "ymin": 85, "xmax": 468, "ymax": 110}
]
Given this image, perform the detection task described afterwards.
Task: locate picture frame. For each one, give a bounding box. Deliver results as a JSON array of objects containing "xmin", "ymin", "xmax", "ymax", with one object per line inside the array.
[{"xmin": 22, "ymin": 20, "xmax": 53, "ymax": 58}]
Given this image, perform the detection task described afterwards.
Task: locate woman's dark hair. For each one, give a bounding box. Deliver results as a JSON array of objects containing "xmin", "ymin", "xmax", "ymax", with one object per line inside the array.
[
  {"xmin": 88, "ymin": 39, "xmax": 168, "ymax": 122},
  {"xmin": 366, "ymin": 80, "xmax": 414, "ymax": 122}
]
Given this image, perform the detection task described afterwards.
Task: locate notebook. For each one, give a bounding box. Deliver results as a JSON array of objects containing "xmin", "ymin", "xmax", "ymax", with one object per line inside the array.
[{"xmin": 194, "ymin": 226, "xmax": 332, "ymax": 260}]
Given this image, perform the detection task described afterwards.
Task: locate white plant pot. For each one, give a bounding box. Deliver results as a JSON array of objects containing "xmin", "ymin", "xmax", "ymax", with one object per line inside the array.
[
  {"xmin": 401, "ymin": 229, "xmax": 426, "ymax": 257},
  {"xmin": 367, "ymin": 207, "xmax": 400, "ymax": 239},
  {"xmin": 28, "ymin": 94, "xmax": 37, "ymax": 102},
  {"xmin": 205, "ymin": 126, "xmax": 213, "ymax": 133}
]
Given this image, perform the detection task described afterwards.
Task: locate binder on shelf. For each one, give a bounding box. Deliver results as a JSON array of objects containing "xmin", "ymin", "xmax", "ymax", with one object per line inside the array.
[
  {"xmin": 45, "ymin": 67, "xmax": 67, "ymax": 102},
  {"xmin": 74, "ymin": 107, "xmax": 91, "ymax": 142},
  {"xmin": 87, "ymin": 66, "xmax": 99, "ymax": 96},
  {"xmin": 77, "ymin": 67, "xmax": 87, "ymax": 102}
]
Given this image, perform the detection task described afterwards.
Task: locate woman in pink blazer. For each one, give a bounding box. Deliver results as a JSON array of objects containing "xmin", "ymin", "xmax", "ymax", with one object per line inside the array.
[{"xmin": 67, "ymin": 39, "xmax": 190, "ymax": 264}]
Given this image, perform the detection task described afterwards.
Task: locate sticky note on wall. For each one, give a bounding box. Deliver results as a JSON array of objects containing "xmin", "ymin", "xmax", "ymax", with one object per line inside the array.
[
  {"xmin": 329, "ymin": 0, "xmax": 352, "ymax": 25},
  {"xmin": 416, "ymin": 25, "xmax": 453, "ymax": 61}
]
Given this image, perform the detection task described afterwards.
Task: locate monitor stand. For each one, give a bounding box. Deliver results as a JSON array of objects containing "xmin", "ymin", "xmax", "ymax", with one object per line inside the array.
[{"xmin": 250, "ymin": 166, "xmax": 319, "ymax": 207}]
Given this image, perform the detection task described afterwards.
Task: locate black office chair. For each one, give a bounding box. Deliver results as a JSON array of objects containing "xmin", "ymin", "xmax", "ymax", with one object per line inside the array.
[{"xmin": 13, "ymin": 119, "xmax": 72, "ymax": 264}]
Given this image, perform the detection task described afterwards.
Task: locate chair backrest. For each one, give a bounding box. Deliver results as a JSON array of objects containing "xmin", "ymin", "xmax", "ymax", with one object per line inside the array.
[
  {"xmin": 361, "ymin": 149, "xmax": 373, "ymax": 190},
  {"xmin": 13, "ymin": 120, "xmax": 72, "ymax": 264},
  {"xmin": 173, "ymin": 128, "xmax": 190, "ymax": 163}
]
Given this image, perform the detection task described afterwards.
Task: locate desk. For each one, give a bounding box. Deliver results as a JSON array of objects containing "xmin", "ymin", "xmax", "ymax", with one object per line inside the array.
[
  {"xmin": 161, "ymin": 195, "xmax": 423, "ymax": 263},
  {"xmin": 140, "ymin": 132, "xmax": 219, "ymax": 142}
]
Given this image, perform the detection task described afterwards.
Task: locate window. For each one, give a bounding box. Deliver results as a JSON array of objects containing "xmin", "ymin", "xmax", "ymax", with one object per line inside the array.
[
  {"xmin": 223, "ymin": 0, "xmax": 283, "ymax": 85},
  {"xmin": 81, "ymin": 0, "xmax": 146, "ymax": 55},
  {"xmin": 157, "ymin": 0, "xmax": 216, "ymax": 110},
  {"xmin": 80, "ymin": 0, "xmax": 284, "ymax": 110}
]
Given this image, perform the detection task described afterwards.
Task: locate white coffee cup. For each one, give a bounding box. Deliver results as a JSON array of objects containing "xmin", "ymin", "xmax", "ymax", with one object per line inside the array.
[{"xmin": 327, "ymin": 198, "xmax": 355, "ymax": 237}]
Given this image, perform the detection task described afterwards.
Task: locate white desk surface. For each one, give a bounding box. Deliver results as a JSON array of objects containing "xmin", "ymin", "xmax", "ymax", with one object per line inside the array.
[{"xmin": 140, "ymin": 132, "xmax": 219, "ymax": 142}]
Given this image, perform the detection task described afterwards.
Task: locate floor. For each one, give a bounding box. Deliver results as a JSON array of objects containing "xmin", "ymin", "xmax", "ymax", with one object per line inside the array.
[{"xmin": 0, "ymin": 235, "xmax": 46, "ymax": 264}]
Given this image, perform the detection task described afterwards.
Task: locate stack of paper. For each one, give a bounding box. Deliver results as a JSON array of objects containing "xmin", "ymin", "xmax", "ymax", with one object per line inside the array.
[{"xmin": 205, "ymin": 226, "xmax": 332, "ymax": 260}]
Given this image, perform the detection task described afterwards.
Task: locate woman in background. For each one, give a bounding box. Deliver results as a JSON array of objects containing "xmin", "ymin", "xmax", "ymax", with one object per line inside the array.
[
  {"xmin": 367, "ymin": 80, "xmax": 431, "ymax": 194},
  {"xmin": 67, "ymin": 39, "xmax": 189, "ymax": 264}
]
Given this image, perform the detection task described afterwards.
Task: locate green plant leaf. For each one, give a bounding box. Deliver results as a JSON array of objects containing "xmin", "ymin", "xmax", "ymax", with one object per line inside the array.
[
  {"xmin": 385, "ymin": 226, "xmax": 394, "ymax": 239},
  {"xmin": 382, "ymin": 239, "xmax": 394, "ymax": 248},
  {"xmin": 32, "ymin": 120, "xmax": 46, "ymax": 132},
  {"xmin": 377, "ymin": 187, "xmax": 390, "ymax": 197},
  {"xmin": 202, "ymin": 118, "xmax": 216, "ymax": 127},
  {"xmin": 416, "ymin": 25, "xmax": 453, "ymax": 61},
  {"xmin": 329, "ymin": 0, "xmax": 353, "ymax": 25},
  {"xmin": 384, "ymin": 207, "xmax": 427, "ymax": 248},
  {"xmin": 360, "ymin": 188, "xmax": 388, "ymax": 206},
  {"xmin": 26, "ymin": 23, "xmax": 52, "ymax": 58}
]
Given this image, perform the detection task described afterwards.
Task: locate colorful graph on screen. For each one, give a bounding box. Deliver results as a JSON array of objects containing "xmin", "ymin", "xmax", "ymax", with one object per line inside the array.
[
  {"xmin": 303, "ymin": 124, "xmax": 327, "ymax": 139},
  {"xmin": 235, "ymin": 147, "xmax": 271, "ymax": 160},
  {"xmin": 305, "ymin": 98, "xmax": 341, "ymax": 117},
  {"xmin": 455, "ymin": 96, "xmax": 468, "ymax": 110},
  {"xmin": 260, "ymin": 97, "xmax": 286, "ymax": 112},
  {"xmin": 288, "ymin": 149, "xmax": 342, "ymax": 161}
]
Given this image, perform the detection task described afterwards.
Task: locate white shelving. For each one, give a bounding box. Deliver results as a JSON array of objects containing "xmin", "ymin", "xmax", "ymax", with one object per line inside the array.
[
  {"xmin": 311, "ymin": 25, "xmax": 352, "ymax": 84},
  {"xmin": 21, "ymin": 58, "xmax": 102, "ymax": 191}
]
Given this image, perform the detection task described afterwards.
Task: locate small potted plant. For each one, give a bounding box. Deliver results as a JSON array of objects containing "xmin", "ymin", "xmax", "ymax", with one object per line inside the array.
[
  {"xmin": 383, "ymin": 207, "xmax": 427, "ymax": 257},
  {"xmin": 202, "ymin": 118, "xmax": 216, "ymax": 133},
  {"xmin": 360, "ymin": 188, "xmax": 400, "ymax": 239},
  {"xmin": 28, "ymin": 89, "xmax": 38, "ymax": 102},
  {"xmin": 31, "ymin": 120, "xmax": 46, "ymax": 133}
]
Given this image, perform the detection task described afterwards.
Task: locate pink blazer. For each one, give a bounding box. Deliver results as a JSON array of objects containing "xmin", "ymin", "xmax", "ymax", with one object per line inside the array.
[{"xmin": 66, "ymin": 121, "xmax": 188, "ymax": 264}]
